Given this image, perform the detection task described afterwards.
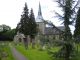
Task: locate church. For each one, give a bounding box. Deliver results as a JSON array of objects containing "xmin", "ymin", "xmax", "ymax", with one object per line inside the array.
[
  {"xmin": 35, "ymin": 2, "xmax": 64, "ymax": 42},
  {"xmin": 14, "ymin": 2, "xmax": 64, "ymax": 44}
]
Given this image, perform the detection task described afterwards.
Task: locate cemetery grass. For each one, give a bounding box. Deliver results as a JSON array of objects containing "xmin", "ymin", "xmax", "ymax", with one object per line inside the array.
[
  {"xmin": 0, "ymin": 42, "xmax": 15, "ymax": 60},
  {"xmin": 15, "ymin": 43, "xmax": 80, "ymax": 60},
  {"xmin": 71, "ymin": 43, "xmax": 80, "ymax": 60},
  {"xmin": 15, "ymin": 44, "xmax": 61, "ymax": 60}
]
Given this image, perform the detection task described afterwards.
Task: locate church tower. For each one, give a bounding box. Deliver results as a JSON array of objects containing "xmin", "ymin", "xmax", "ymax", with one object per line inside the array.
[{"xmin": 36, "ymin": 2, "xmax": 46, "ymax": 34}]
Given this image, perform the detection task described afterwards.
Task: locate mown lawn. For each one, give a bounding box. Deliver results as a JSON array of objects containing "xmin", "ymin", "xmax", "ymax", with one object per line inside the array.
[
  {"xmin": 0, "ymin": 42, "xmax": 15, "ymax": 60},
  {"xmin": 15, "ymin": 45, "xmax": 52, "ymax": 60},
  {"xmin": 15, "ymin": 44, "xmax": 61, "ymax": 60},
  {"xmin": 15, "ymin": 43, "xmax": 80, "ymax": 60}
]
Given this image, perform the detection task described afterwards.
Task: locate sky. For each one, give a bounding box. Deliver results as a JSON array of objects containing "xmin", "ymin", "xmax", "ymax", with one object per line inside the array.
[{"xmin": 0, "ymin": 0, "xmax": 75, "ymax": 33}]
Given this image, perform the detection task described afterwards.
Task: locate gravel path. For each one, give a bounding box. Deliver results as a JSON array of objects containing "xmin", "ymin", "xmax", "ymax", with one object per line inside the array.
[{"xmin": 10, "ymin": 46, "xmax": 27, "ymax": 60}]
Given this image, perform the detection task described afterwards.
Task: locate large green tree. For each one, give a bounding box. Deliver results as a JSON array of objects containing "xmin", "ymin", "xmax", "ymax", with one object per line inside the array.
[
  {"xmin": 74, "ymin": 8, "xmax": 80, "ymax": 38},
  {"xmin": 4, "ymin": 29, "xmax": 17, "ymax": 40},
  {"xmin": 0, "ymin": 24, "xmax": 11, "ymax": 33},
  {"xmin": 19, "ymin": 3, "xmax": 29, "ymax": 36},
  {"xmin": 17, "ymin": 3, "xmax": 29, "ymax": 35},
  {"xmin": 0, "ymin": 24, "xmax": 12, "ymax": 41},
  {"xmin": 74, "ymin": 8, "xmax": 80, "ymax": 52},
  {"xmin": 17, "ymin": 3, "xmax": 29, "ymax": 48},
  {"xmin": 29, "ymin": 8, "xmax": 37, "ymax": 48},
  {"xmin": 54, "ymin": 0, "xmax": 79, "ymax": 60},
  {"xmin": 29, "ymin": 8, "xmax": 37, "ymax": 37},
  {"xmin": 17, "ymin": 3, "xmax": 37, "ymax": 48}
]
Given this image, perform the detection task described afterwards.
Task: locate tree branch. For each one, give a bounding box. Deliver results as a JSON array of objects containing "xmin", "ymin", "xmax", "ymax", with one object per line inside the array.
[
  {"xmin": 56, "ymin": 0, "xmax": 65, "ymax": 8},
  {"xmin": 72, "ymin": 0, "xmax": 80, "ymax": 11},
  {"xmin": 54, "ymin": 11, "xmax": 64, "ymax": 20}
]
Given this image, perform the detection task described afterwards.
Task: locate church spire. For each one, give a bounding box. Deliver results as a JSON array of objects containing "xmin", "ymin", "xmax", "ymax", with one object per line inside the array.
[
  {"xmin": 36, "ymin": 2, "xmax": 43, "ymax": 22},
  {"xmin": 38, "ymin": 2, "xmax": 42, "ymax": 16}
]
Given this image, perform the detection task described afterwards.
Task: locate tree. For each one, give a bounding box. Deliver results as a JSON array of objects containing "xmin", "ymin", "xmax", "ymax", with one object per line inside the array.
[
  {"xmin": 0, "ymin": 24, "xmax": 12, "ymax": 41},
  {"xmin": 0, "ymin": 24, "xmax": 11, "ymax": 33},
  {"xmin": 17, "ymin": 3, "xmax": 29, "ymax": 48},
  {"xmin": 18, "ymin": 3, "xmax": 29, "ymax": 35},
  {"xmin": 29, "ymin": 8, "xmax": 37, "ymax": 37},
  {"xmin": 74, "ymin": 8, "xmax": 80, "ymax": 39},
  {"xmin": 54, "ymin": 0, "xmax": 79, "ymax": 60},
  {"xmin": 29, "ymin": 8, "xmax": 37, "ymax": 48},
  {"xmin": 4, "ymin": 29, "xmax": 17, "ymax": 40},
  {"xmin": 74, "ymin": 8, "xmax": 80, "ymax": 53}
]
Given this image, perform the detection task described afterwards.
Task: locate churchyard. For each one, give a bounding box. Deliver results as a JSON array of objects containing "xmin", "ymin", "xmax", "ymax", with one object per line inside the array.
[
  {"xmin": 0, "ymin": 41, "xmax": 80, "ymax": 60},
  {"xmin": 0, "ymin": 0, "xmax": 80, "ymax": 60}
]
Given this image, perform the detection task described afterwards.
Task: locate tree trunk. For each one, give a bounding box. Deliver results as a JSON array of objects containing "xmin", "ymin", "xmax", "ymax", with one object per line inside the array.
[{"xmin": 77, "ymin": 44, "xmax": 78, "ymax": 53}]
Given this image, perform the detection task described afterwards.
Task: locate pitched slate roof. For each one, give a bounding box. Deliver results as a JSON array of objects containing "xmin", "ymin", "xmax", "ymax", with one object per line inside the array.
[
  {"xmin": 44, "ymin": 26, "xmax": 64, "ymax": 35},
  {"xmin": 57, "ymin": 26, "xmax": 65, "ymax": 31}
]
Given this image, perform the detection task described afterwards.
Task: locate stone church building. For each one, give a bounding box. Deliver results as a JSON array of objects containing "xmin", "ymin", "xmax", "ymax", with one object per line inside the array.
[
  {"xmin": 35, "ymin": 3, "xmax": 64, "ymax": 41},
  {"xmin": 14, "ymin": 3, "xmax": 64, "ymax": 44}
]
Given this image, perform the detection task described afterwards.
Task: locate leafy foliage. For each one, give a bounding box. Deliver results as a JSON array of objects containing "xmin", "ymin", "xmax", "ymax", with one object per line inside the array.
[
  {"xmin": 0, "ymin": 29, "xmax": 16, "ymax": 41},
  {"xmin": 0, "ymin": 25, "xmax": 12, "ymax": 41},
  {"xmin": 4, "ymin": 29, "xmax": 17, "ymax": 40}
]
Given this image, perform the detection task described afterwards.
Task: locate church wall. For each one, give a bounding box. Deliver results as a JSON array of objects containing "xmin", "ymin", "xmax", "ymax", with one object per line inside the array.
[{"xmin": 37, "ymin": 22, "xmax": 46, "ymax": 34}]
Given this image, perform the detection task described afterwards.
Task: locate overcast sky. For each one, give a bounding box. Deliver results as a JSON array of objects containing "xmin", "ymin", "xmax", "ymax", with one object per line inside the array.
[{"xmin": 0, "ymin": 0, "xmax": 75, "ymax": 33}]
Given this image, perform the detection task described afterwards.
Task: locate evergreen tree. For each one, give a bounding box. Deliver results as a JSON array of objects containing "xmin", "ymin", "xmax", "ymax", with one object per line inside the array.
[
  {"xmin": 74, "ymin": 8, "xmax": 80, "ymax": 38},
  {"xmin": 54, "ymin": 0, "xmax": 79, "ymax": 60},
  {"xmin": 16, "ymin": 3, "xmax": 37, "ymax": 48},
  {"xmin": 17, "ymin": 3, "xmax": 29, "ymax": 49},
  {"xmin": 29, "ymin": 8, "xmax": 37, "ymax": 48},
  {"xmin": 29, "ymin": 8, "xmax": 37, "ymax": 37},
  {"xmin": 18, "ymin": 3, "xmax": 29, "ymax": 35},
  {"xmin": 74, "ymin": 8, "xmax": 80, "ymax": 52}
]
